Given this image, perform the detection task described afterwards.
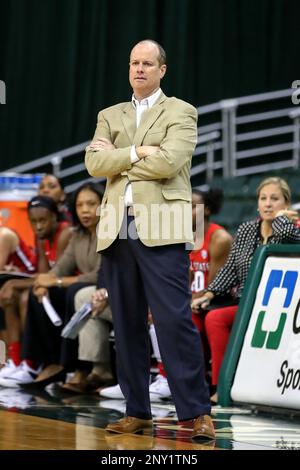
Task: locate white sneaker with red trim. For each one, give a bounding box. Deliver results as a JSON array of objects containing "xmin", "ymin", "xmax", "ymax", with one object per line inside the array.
[{"xmin": 0, "ymin": 361, "xmax": 42, "ymax": 388}]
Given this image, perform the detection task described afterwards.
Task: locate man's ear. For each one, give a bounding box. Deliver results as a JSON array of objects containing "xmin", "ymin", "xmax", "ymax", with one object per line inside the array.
[{"xmin": 160, "ymin": 64, "xmax": 167, "ymax": 79}]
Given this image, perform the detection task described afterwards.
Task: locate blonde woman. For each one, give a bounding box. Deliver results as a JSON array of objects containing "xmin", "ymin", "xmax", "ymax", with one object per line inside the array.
[{"xmin": 192, "ymin": 177, "xmax": 300, "ymax": 403}]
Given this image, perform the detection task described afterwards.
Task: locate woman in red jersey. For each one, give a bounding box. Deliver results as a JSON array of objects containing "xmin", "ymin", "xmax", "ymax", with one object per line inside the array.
[{"xmin": 0, "ymin": 196, "xmax": 72, "ymax": 377}]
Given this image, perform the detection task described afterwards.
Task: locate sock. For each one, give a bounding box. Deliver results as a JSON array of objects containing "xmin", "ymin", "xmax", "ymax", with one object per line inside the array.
[
  {"xmin": 8, "ymin": 342, "xmax": 21, "ymax": 366},
  {"xmin": 158, "ymin": 361, "xmax": 167, "ymax": 378}
]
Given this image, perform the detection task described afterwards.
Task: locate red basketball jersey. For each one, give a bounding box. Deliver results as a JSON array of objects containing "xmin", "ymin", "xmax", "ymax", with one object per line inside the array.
[{"xmin": 189, "ymin": 223, "xmax": 224, "ymax": 293}]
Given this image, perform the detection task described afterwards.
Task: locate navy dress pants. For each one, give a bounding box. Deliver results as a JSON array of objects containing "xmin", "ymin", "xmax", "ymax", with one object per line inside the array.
[{"xmin": 101, "ymin": 215, "xmax": 211, "ymax": 421}]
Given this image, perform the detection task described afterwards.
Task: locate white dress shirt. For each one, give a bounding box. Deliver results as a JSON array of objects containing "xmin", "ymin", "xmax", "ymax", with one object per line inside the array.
[{"xmin": 124, "ymin": 88, "xmax": 162, "ymax": 206}]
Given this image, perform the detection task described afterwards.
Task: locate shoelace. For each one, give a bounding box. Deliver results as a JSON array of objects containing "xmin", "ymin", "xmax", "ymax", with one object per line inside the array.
[{"xmin": 14, "ymin": 362, "xmax": 39, "ymax": 378}]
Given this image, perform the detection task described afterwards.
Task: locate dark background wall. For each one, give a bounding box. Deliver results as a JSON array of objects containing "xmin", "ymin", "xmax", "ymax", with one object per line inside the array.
[{"xmin": 0, "ymin": 0, "xmax": 299, "ymax": 170}]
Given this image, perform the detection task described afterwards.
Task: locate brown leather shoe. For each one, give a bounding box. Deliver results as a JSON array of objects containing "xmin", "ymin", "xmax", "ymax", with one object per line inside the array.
[
  {"xmin": 192, "ymin": 415, "xmax": 215, "ymax": 441},
  {"xmin": 61, "ymin": 369, "xmax": 89, "ymax": 394},
  {"xmin": 105, "ymin": 416, "xmax": 153, "ymax": 434},
  {"xmin": 62, "ymin": 370, "xmax": 115, "ymax": 394},
  {"xmin": 85, "ymin": 371, "xmax": 115, "ymax": 391},
  {"xmin": 61, "ymin": 382, "xmax": 87, "ymax": 394}
]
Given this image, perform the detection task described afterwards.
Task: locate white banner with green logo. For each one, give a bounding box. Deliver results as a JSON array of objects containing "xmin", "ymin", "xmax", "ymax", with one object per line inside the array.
[{"xmin": 231, "ymin": 256, "xmax": 300, "ymax": 409}]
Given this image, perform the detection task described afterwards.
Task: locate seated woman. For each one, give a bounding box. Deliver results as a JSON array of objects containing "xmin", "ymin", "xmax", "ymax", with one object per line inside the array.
[
  {"xmin": 61, "ymin": 282, "xmax": 114, "ymax": 393},
  {"xmin": 192, "ymin": 177, "xmax": 300, "ymax": 403},
  {"xmin": 38, "ymin": 173, "xmax": 72, "ymax": 222},
  {"xmin": 0, "ymin": 226, "xmax": 36, "ymax": 274},
  {"xmin": 0, "ymin": 182, "xmax": 103, "ymax": 388},
  {"xmin": 0, "ymin": 174, "xmax": 70, "ymax": 274},
  {"xmin": 0, "ymin": 174, "xmax": 70, "ymax": 344},
  {"xmin": 0, "ymin": 196, "xmax": 72, "ymax": 380}
]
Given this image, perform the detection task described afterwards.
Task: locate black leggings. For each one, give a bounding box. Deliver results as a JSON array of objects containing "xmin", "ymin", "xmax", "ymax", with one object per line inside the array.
[{"xmin": 22, "ymin": 282, "xmax": 93, "ymax": 369}]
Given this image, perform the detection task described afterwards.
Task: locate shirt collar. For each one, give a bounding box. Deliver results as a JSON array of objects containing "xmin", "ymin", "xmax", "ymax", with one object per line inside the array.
[{"xmin": 132, "ymin": 88, "xmax": 162, "ymax": 109}]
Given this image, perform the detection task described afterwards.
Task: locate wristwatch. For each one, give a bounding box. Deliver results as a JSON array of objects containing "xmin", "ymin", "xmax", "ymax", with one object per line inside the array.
[{"xmin": 56, "ymin": 278, "xmax": 63, "ymax": 287}]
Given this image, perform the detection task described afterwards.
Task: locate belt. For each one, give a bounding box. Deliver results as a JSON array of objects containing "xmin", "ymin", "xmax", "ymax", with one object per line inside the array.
[{"xmin": 127, "ymin": 206, "xmax": 134, "ymax": 216}]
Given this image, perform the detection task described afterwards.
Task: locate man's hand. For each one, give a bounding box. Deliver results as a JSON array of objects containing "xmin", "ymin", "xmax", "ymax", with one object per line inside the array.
[
  {"xmin": 91, "ymin": 288, "xmax": 108, "ymax": 318},
  {"xmin": 135, "ymin": 145, "xmax": 159, "ymax": 159},
  {"xmin": 87, "ymin": 138, "xmax": 116, "ymax": 152}
]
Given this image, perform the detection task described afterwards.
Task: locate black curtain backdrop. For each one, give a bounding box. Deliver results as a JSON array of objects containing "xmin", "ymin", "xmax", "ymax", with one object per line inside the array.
[{"xmin": 0, "ymin": 0, "xmax": 299, "ymax": 170}]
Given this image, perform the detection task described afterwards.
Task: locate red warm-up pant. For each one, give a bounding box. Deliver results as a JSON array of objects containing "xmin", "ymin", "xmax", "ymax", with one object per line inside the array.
[
  {"xmin": 158, "ymin": 311, "xmax": 207, "ymax": 378},
  {"xmin": 204, "ymin": 305, "xmax": 238, "ymax": 385}
]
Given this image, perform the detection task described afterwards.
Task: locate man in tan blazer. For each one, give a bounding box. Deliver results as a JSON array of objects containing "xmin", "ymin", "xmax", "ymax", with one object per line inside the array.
[{"xmin": 85, "ymin": 40, "xmax": 215, "ymax": 441}]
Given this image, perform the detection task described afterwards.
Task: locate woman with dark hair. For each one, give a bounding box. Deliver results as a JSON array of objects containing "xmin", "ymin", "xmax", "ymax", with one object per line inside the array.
[
  {"xmin": 0, "ymin": 173, "xmax": 71, "ymax": 351},
  {"xmin": 0, "ymin": 196, "xmax": 72, "ymax": 382},
  {"xmin": 190, "ymin": 188, "xmax": 232, "ymax": 293},
  {"xmin": 33, "ymin": 182, "xmax": 104, "ymax": 296},
  {"xmin": 38, "ymin": 174, "xmax": 72, "ymax": 222},
  {"xmin": 0, "ymin": 182, "xmax": 104, "ymax": 387},
  {"xmin": 0, "ymin": 175, "xmax": 70, "ymax": 273}
]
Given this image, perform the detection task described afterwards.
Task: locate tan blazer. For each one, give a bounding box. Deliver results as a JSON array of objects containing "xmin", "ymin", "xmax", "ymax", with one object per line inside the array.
[
  {"xmin": 51, "ymin": 229, "xmax": 100, "ymax": 284},
  {"xmin": 85, "ymin": 92, "xmax": 198, "ymax": 251}
]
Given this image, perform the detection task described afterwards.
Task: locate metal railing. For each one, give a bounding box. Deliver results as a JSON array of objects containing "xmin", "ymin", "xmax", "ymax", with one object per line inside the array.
[
  {"xmin": 193, "ymin": 88, "xmax": 300, "ymax": 183},
  {"xmin": 6, "ymin": 141, "xmax": 105, "ymax": 194},
  {"xmin": 5, "ymin": 88, "xmax": 300, "ymax": 192}
]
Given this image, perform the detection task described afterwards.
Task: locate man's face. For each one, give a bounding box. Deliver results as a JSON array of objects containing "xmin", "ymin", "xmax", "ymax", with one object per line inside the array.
[{"xmin": 129, "ymin": 42, "xmax": 166, "ymax": 100}]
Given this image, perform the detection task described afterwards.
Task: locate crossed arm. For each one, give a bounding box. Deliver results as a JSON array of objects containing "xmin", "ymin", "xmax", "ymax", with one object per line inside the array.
[
  {"xmin": 88, "ymin": 137, "xmax": 158, "ymax": 160},
  {"xmin": 85, "ymin": 107, "xmax": 197, "ymax": 180}
]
